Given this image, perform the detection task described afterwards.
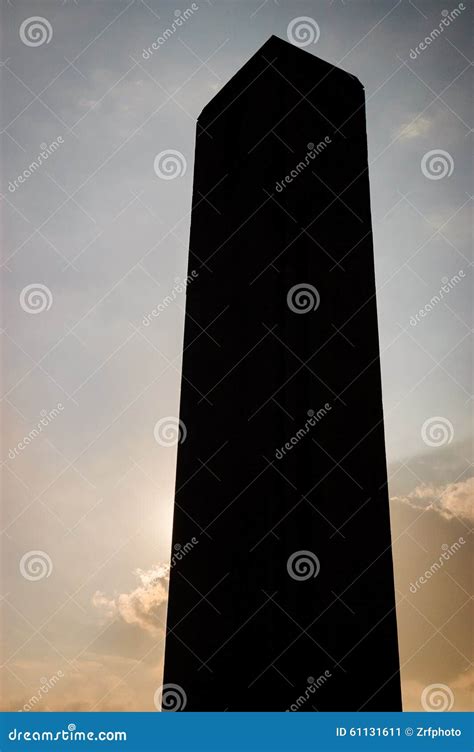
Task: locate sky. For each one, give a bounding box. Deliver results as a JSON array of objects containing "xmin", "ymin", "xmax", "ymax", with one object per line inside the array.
[{"xmin": 0, "ymin": 0, "xmax": 472, "ymax": 712}]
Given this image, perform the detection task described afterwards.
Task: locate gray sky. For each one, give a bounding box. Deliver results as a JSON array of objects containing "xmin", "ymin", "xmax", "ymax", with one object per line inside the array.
[{"xmin": 1, "ymin": 0, "xmax": 472, "ymax": 711}]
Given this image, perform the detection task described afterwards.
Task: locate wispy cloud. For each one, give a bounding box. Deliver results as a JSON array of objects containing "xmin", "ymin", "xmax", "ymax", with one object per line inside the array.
[
  {"xmin": 395, "ymin": 115, "xmax": 432, "ymax": 140},
  {"xmin": 4, "ymin": 655, "xmax": 162, "ymax": 712},
  {"xmin": 392, "ymin": 477, "xmax": 474, "ymax": 522}
]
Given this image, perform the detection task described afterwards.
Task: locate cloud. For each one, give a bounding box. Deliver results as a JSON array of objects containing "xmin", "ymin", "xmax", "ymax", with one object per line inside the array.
[
  {"xmin": 451, "ymin": 666, "xmax": 474, "ymax": 694},
  {"xmin": 92, "ymin": 591, "xmax": 118, "ymax": 621},
  {"xmin": 3, "ymin": 655, "xmax": 163, "ymax": 712},
  {"xmin": 392, "ymin": 477, "xmax": 473, "ymax": 522},
  {"xmin": 93, "ymin": 564, "xmax": 169, "ymax": 636},
  {"xmin": 395, "ymin": 115, "xmax": 432, "ymax": 140},
  {"xmin": 403, "ymin": 667, "xmax": 474, "ymax": 712}
]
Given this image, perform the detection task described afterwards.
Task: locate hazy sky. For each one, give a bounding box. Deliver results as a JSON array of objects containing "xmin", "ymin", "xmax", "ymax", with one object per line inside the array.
[{"xmin": 1, "ymin": 0, "xmax": 472, "ymax": 712}]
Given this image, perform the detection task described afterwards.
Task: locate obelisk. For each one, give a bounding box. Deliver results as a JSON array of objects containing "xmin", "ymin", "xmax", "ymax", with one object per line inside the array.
[{"xmin": 162, "ymin": 36, "xmax": 401, "ymax": 711}]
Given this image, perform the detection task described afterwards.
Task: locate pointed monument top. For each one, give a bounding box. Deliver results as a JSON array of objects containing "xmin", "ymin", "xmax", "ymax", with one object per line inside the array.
[{"xmin": 198, "ymin": 35, "xmax": 363, "ymax": 124}]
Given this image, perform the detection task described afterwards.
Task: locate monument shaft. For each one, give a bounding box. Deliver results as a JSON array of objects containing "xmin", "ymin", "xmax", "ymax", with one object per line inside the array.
[{"xmin": 163, "ymin": 36, "xmax": 401, "ymax": 711}]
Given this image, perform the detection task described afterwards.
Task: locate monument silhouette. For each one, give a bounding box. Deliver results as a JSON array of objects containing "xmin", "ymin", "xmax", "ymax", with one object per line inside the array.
[{"xmin": 162, "ymin": 35, "xmax": 401, "ymax": 711}]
